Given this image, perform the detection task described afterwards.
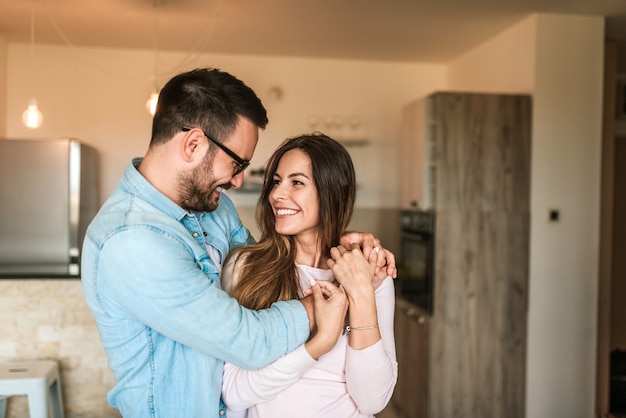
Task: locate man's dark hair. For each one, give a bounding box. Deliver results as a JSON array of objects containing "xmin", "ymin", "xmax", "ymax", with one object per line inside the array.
[{"xmin": 150, "ymin": 68, "xmax": 268, "ymax": 146}]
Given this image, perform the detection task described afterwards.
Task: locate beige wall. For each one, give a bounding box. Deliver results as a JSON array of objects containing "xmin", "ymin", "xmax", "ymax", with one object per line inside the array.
[
  {"xmin": 447, "ymin": 16, "xmax": 536, "ymax": 92},
  {"xmin": 5, "ymin": 44, "xmax": 446, "ymax": 209},
  {"xmin": 447, "ymin": 14, "xmax": 604, "ymax": 417}
]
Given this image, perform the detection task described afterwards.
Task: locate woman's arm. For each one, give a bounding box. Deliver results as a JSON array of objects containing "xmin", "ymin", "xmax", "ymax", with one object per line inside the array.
[
  {"xmin": 328, "ymin": 246, "xmax": 398, "ymax": 415},
  {"xmin": 345, "ymin": 277, "xmax": 397, "ymax": 415},
  {"xmin": 221, "ymin": 345, "xmax": 316, "ymax": 412},
  {"xmin": 328, "ymin": 244, "xmax": 381, "ymax": 350}
]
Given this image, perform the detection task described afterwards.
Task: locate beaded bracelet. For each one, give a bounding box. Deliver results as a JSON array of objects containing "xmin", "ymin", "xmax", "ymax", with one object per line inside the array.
[{"xmin": 344, "ymin": 324, "xmax": 379, "ymax": 335}]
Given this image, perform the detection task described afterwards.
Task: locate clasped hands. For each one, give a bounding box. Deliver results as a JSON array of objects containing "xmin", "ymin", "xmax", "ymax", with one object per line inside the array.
[{"xmin": 303, "ymin": 242, "xmax": 390, "ymax": 359}]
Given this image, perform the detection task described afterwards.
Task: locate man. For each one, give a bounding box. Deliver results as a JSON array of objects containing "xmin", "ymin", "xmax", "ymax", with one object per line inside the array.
[{"xmin": 81, "ymin": 68, "xmax": 395, "ymax": 417}]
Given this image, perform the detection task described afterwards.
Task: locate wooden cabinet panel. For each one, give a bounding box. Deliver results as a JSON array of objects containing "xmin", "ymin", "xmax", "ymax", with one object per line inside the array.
[
  {"xmin": 433, "ymin": 93, "xmax": 532, "ymax": 212},
  {"xmin": 399, "ymin": 92, "xmax": 531, "ymax": 418},
  {"xmin": 392, "ymin": 298, "xmax": 429, "ymax": 418},
  {"xmin": 431, "ymin": 211, "xmax": 528, "ymax": 418},
  {"xmin": 479, "ymin": 95, "xmax": 532, "ymax": 211},
  {"xmin": 433, "ymin": 93, "xmax": 484, "ymax": 211}
]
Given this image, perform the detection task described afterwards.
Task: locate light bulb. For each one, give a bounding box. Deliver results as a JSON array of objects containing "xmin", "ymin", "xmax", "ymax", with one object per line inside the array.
[
  {"xmin": 146, "ymin": 92, "xmax": 159, "ymax": 116},
  {"xmin": 22, "ymin": 98, "xmax": 43, "ymax": 129}
]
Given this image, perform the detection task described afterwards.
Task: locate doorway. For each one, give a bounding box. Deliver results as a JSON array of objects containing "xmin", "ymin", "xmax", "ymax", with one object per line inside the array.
[{"xmin": 597, "ymin": 40, "xmax": 626, "ymax": 417}]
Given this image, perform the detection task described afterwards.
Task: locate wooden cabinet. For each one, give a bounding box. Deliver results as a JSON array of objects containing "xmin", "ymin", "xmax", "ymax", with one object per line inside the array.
[
  {"xmin": 392, "ymin": 298, "xmax": 429, "ymax": 418},
  {"xmin": 400, "ymin": 99, "xmax": 436, "ymax": 210},
  {"xmin": 400, "ymin": 98, "xmax": 425, "ymax": 209},
  {"xmin": 399, "ymin": 92, "xmax": 531, "ymax": 418}
]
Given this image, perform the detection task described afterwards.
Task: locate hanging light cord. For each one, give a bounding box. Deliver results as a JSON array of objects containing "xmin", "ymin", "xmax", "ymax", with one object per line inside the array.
[
  {"xmin": 40, "ymin": 0, "xmax": 228, "ymax": 81},
  {"xmin": 151, "ymin": 0, "xmax": 159, "ymax": 91},
  {"xmin": 28, "ymin": 0, "xmax": 35, "ymax": 97},
  {"xmin": 176, "ymin": 0, "xmax": 227, "ymax": 70}
]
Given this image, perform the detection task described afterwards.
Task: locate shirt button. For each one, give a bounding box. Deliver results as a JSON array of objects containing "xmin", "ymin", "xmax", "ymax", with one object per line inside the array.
[
  {"xmin": 192, "ymin": 232, "xmax": 199, "ymax": 238},
  {"xmin": 219, "ymin": 409, "xmax": 225, "ymax": 416}
]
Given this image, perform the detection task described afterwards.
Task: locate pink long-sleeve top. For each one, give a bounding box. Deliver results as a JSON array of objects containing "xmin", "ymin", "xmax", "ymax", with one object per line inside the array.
[{"xmin": 221, "ymin": 261, "xmax": 398, "ymax": 418}]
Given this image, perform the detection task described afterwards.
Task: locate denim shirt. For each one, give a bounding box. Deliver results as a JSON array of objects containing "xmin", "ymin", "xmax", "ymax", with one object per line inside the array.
[{"xmin": 81, "ymin": 159, "xmax": 309, "ymax": 417}]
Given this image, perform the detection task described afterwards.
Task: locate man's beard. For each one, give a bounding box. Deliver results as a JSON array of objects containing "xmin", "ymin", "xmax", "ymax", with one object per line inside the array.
[{"xmin": 178, "ymin": 154, "xmax": 228, "ymax": 212}]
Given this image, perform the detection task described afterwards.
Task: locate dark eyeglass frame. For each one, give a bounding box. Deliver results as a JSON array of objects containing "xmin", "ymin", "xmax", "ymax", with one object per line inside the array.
[{"xmin": 182, "ymin": 126, "xmax": 250, "ymax": 176}]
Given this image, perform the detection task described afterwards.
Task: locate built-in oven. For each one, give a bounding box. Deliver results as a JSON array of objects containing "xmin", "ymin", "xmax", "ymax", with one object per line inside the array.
[{"xmin": 397, "ymin": 210, "xmax": 435, "ymax": 314}]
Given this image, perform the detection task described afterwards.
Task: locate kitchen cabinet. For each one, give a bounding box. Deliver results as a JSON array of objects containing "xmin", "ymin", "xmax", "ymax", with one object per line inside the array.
[
  {"xmin": 399, "ymin": 92, "xmax": 531, "ymax": 418},
  {"xmin": 400, "ymin": 98, "xmax": 424, "ymax": 209},
  {"xmin": 400, "ymin": 99, "xmax": 436, "ymax": 210},
  {"xmin": 391, "ymin": 298, "xmax": 429, "ymax": 418}
]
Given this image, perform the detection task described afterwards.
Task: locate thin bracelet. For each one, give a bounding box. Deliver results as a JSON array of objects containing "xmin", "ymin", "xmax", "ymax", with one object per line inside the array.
[{"xmin": 344, "ymin": 324, "xmax": 379, "ymax": 335}]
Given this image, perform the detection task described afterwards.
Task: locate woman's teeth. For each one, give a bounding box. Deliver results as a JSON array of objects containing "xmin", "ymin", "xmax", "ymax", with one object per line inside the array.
[{"xmin": 276, "ymin": 209, "xmax": 297, "ymax": 216}]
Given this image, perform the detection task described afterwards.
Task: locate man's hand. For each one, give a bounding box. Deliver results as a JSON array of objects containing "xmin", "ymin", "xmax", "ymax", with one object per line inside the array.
[
  {"xmin": 304, "ymin": 280, "xmax": 348, "ymax": 360},
  {"xmin": 339, "ymin": 231, "xmax": 397, "ymax": 279}
]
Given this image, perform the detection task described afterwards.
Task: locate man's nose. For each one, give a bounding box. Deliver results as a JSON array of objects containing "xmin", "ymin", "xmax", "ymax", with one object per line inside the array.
[{"xmin": 230, "ymin": 172, "xmax": 244, "ymax": 189}]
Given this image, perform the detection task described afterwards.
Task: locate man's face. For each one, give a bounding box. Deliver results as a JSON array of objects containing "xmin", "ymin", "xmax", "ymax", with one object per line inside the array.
[{"xmin": 178, "ymin": 117, "xmax": 258, "ymax": 212}]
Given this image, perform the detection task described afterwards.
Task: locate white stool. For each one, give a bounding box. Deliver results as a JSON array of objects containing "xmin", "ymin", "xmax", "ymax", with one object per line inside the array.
[{"xmin": 0, "ymin": 360, "xmax": 64, "ymax": 418}]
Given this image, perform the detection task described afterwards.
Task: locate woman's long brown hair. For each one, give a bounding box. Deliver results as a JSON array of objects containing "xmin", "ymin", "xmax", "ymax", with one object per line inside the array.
[{"xmin": 226, "ymin": 133, "xmax": 356, "ymax": 310}]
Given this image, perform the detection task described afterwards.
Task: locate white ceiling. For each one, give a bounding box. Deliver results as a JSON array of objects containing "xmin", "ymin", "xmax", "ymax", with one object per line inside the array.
[{"xmin": 0, "ymin": 0, "xmax": 625, "ymax": 63}]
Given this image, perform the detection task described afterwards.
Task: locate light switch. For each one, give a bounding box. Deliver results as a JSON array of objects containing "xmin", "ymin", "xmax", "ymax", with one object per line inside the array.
[{"xmin": 548, "ymin": 209, "xmax": 560, "ymax": 222}]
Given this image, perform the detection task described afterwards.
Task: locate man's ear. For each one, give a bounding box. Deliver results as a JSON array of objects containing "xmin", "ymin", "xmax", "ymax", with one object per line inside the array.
[{"xmin": 180, "ymin": 128, "xmax": 206, "ymax": 163}]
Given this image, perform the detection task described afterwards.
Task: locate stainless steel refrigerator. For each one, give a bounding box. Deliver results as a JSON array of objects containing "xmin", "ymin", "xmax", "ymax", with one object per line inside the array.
[{"xmin": 0, "ymin": 138, "xmax": 99, "ymax": 277}]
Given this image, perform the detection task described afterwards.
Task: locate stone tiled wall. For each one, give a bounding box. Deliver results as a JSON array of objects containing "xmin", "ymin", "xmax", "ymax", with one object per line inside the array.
[{"xmin": 0, "ymin": 280, "xmax": 120, "ymax": 417}]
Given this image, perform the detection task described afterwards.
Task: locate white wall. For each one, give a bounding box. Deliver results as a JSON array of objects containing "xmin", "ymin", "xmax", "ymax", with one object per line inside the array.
[
  {"xmin": 528, "ymin": 14, "xmax": 603, "ymax": 418},
  {"xmin": 447, "ymin": 14, "xmax": 604, "ymax": 417},
  {"xmin": 5, "ymin": 44, "xmax": 445, "ymax": 209}
]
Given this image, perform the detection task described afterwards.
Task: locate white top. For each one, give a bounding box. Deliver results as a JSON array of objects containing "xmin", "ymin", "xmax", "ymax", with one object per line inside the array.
[{"xmin": 221, "ymin": 260, "xmax": 398, "ymax": 418}]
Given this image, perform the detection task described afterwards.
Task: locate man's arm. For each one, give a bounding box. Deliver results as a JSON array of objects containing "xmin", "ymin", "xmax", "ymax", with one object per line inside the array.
[
  {"xmin": 299, "ymin": 295, "xmax": 315, "ymax": 332},
  {"xmin": 223, "ymin": 252, "xmax": 316, "ymax": 334},
  {"xmin": 97, "ymin": 228, "xmax": 310, "ymax": 370}
]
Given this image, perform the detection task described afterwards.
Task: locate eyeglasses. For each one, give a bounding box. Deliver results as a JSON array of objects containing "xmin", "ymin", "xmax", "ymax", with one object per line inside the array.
[{"xmin": 182, "ymin": 126, "xmax": 250, "ymax": 176}]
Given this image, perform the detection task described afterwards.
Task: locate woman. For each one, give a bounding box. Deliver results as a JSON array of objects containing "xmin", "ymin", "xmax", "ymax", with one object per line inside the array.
[{"xmin": 221, "ymin": 133, "xmax": 397, "ymax": 417}]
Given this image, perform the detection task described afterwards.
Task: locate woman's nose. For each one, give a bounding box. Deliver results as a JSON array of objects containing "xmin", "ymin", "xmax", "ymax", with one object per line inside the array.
[{"xmin": 270, "ymin": 183, "xmax": 286, "ymax": 201}]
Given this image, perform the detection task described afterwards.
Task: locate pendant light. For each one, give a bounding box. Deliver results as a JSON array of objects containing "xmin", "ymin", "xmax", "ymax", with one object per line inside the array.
[
  {"xmin": 146, "ymin": 0, "xmax": 160, "ymax": 116},
  {"xmin": 146, "ymin": 92, "xmax": 159, "ymax": 115},
  {"xmin": 22, "ymin": 0, "xmax": 43, "ymax": 129}
]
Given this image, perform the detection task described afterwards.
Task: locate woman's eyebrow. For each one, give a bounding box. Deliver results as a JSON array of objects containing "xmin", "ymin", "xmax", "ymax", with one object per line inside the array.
[{"xmin": 287, "ymin": 172, "xmax": 310, "ymax": 180}]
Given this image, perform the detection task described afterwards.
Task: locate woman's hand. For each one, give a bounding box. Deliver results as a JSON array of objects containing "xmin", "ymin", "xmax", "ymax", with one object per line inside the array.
[
  {"xmin": 304, "ymin": 279, "xmax": 348, "ymax": 360},
  {"xmin": 339, "ymin": 232, "xmax": 397, "ymax": 279},
  {"xmin": 327, "ymin": 244, "xmax": 381, "ymax": 350},
  {"xmin": 327, "ymin": 243, "xmax": 377, "ymax": 298}
]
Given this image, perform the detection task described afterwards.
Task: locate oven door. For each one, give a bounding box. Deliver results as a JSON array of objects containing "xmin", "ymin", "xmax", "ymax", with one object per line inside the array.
[{"xmin": 398, "ymin": 230, "xmax": 434, "ymax": 313}]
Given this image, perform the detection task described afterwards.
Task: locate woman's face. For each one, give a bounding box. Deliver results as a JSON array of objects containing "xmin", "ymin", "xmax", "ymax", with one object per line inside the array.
[{"xmin": 269, "ymin": 149, "xmax": 320, "ymax": 240}]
